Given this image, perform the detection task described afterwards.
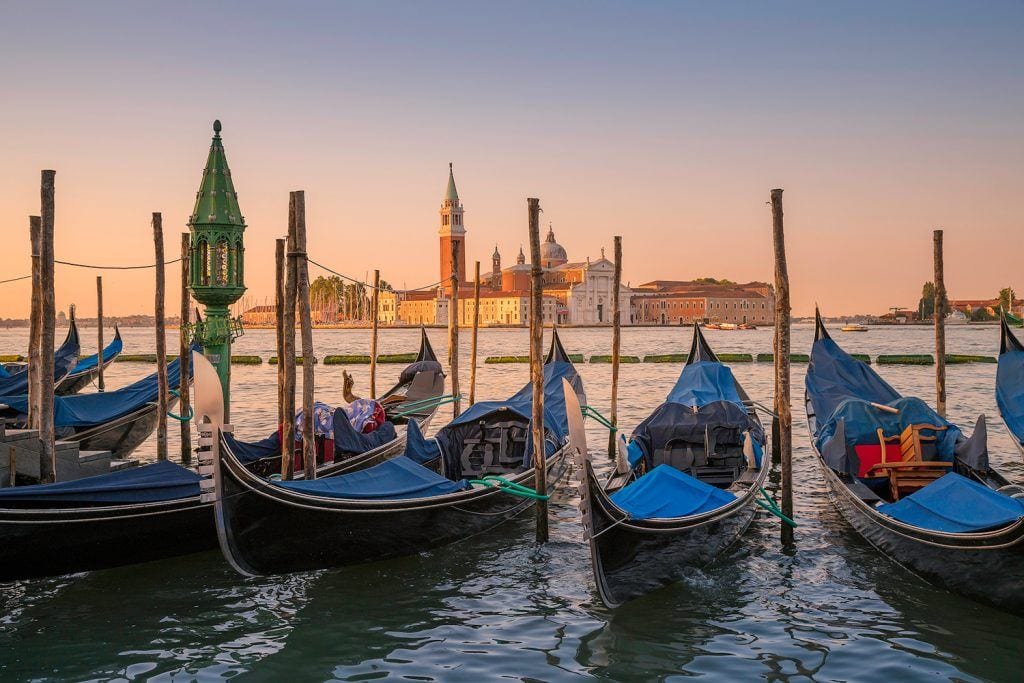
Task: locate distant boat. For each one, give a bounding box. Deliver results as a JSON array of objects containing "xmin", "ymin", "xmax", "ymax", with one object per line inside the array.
[
  {"xmin": 841, "ymin": 323, "xmax": 869, "ymax": 332},
  {"xmin": 946, "ymin": 310, "xmax": 969, "ymax": 325},
  {"xmin": 703, "ymin": 322, "xmax": 753, "ymax": 331}
]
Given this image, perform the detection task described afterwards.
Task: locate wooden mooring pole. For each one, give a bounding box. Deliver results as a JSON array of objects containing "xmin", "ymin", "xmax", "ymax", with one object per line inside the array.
[
  {"xmin": 469, "ymin": 261, "xmax": 481, "ymax": 406},
  {"xmin": 293, "ymin": 191, "xmax": 316, "ymax": 480},
  {"xmin": 282, "ymin": 202, "xmax": 298, "ymax": 480},
  {"xmin": 153, "ymin": 213, "xmax": 168, "ymax": 461},
  {"xmin": 39, "ymin": 171, "xmax": 56, "ymax": 483},
  {"xmin": 275, "ymin": 237, "xmax": 290, "ymax": 479},
  {"xmin": 771, "ymin": 188, "xmax": 793, "ymax": 545},
  {"xmin": 528, "ymin": 197, "xmax": 548, "ymax": 543},
  {"xmin": 449, "ymin": 240, "xmax": 461, "ymax": 418},
  {"xmin": 934, "ymin": 229, "xmax": 946, "ymax": 418},
  {"xmin": 370, "ymin": 269, "xmax": 380, "ymax": 399},
  {"xmin": 28, "ymin": 216, "xmax": 41, "ymax": 431},
  {"xmin": 179, "ymin": 233, "xmax": 191, "ymax": 463},
  {"xmin": 96, "ymin": 276, "xmax": 105, "ymax": 392},
  {"xmin": 608, "ymin": 235, "xmax": 622, "ymax": 460}
]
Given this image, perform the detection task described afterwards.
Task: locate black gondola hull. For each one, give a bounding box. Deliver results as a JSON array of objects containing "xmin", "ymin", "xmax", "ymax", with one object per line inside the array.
[
  {"xmin": 66, "ymin": 403, "xmax": 163, "ymax": 460},
  {"xmin": 0, "ymin": 497, "xmax": 215, "ymax": 582},
  {"xmin": 581, "ymin": 460, "xmax": 767, "ymax": 608},
  {"xmin": 215, "ymin": 437, "xmax": 570, "ymax": 576},
  {"xmin": 817, "ymin": 456, "xmax": 1024, "ymax": 615}
]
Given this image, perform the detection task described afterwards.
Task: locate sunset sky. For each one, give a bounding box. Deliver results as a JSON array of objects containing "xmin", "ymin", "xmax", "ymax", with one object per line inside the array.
[{"xmin": 1, "ymin": 1, "xmax": 1021, "ymax": 318}]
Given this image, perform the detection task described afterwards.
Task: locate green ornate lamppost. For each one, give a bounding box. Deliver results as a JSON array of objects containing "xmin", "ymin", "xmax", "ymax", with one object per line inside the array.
[{"xmin": 188, "ymin": 120, "xmax": 245, "ymax": 418}]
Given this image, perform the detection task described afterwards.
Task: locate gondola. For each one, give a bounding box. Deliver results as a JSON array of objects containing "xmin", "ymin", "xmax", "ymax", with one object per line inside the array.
[
  {"xmin": 0, "ymin": 315, "xmax": 80, "ymax": 397},
  {"xmin": 222, "ymin": 328, "xmax": 448, "ymax": 478},
  {"xmin": 0, "ymin": 336, "xmax": 448, "ymax": 582},
  {"xmin": 211, "ymin": 329, "xmax": 586, "ymax": 577},
  {"xmin": 806, "ymin": 310, "xmax": 1024, "ymax": 615},
  {"xmin": 575, "ymin": 325, "xmax": 769, "ymax": 607},
  {"xmin": 997, "ymin": 313, "xmax": 1024, "ymax": 457},
  {"xmin": 56, "ymin": 326, "xmax": 123, "ymax": 396},
  {"xmin": 0, "ymin": 351, "xmax": 191, "ymax": 460}
]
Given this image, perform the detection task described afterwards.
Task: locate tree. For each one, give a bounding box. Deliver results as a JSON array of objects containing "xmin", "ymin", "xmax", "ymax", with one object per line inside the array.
[
  {"xmin": 917, "ymin": 281, "xmax": 949, "ymax": 320},
  {"xmin": 999, "ymin": 287, "xmax": 1016, "ymax": 313}
]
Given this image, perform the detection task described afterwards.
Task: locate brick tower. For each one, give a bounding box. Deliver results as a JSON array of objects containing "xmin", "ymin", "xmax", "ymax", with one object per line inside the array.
[{"xmin": 439, "ymin": 163, "xmax": 466, "ymax": 294}]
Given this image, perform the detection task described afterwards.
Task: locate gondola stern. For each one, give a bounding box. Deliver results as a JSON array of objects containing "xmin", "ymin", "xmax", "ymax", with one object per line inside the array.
[
  {"xmin": 546, "ymin": 327, "xmax": 572, "ymax": 365},
  {"xmin": 688, "ymin": 324, "xmax": 720, "ymax": 364},
  {"xmin": 814, "ymin": 307, "xmax": 831, "ymax": 342},
  {"xmin": 416, "ymin": 327, "xmax": 439, "ymax": 363},
  {"xmin": 1000, "ymin": 310, "xmax": 1024, "ymax": 355}
]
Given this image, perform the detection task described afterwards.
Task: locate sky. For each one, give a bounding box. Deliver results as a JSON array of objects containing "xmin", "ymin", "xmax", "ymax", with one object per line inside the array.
[{"xmin": 1, "ymin": 1, "xmax": 1021, "ymax": 318}]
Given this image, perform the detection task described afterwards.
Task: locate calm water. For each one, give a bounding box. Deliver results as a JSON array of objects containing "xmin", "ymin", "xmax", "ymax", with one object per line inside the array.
[{"xmin": 1, "ymin": 324, "xmax": 1023, "ymax": 682}]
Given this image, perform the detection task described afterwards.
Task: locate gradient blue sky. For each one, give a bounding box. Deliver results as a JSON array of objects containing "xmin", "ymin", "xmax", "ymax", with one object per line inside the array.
[{"xmin": 2, "ymin": 1, "xmax": 1022, "ymax": 317}]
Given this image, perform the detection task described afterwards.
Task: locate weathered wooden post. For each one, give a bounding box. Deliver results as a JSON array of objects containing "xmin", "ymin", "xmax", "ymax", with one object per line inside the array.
[
  {"xmin": 28, "ymin": 216, "xmax": 41, "ymax": 431},
  {"xmin": 282, "ymin": 200, "xmax": 299, "ymax": 480},
  {"xmin": 771, "ymin": 188, "xmax": 793, "ymax": 545},
  {"xmin": 469, "ymin": 260, "xmax": 481, "ymax": 406},
  {"xmin": 370, "ymin": 269, "xmax": 380, "ymax": 399},
  {"xmin": 449, "ymin": 240, "xmax": 461, "ymax": 418},
  {"xmin": 153, "ymin": 213, "xmax": 168, "ymax": 461},
  {"xmin": 293, "ymin": 191, "xmax": 316, "ymax": 480},
  {"xmin": 934, "ymin": 229, "xmax": 946, "ymax": 418},
  {"xmin": 179, "ymin": 233, "xmax": 191, "ymax": 463},
  {"xmin": 528, "ymin": 197, "xmax": 548, "ymax": 543},
  {"xmin": 608, "ymin": 235, "xmax": 622, "ymax": 459},
  {"xmin": 39, "ymin": 170, "xmax": 56, "ymax": 483},
  {"xmin": 275, "ymin": 238, "xmax": 289, "ymax": 478},
  {"xmin": 96, "ymin": 276, "xmax": 105, "ymax": 392}
]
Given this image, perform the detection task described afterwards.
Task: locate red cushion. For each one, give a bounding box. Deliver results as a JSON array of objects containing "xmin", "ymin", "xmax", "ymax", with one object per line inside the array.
[{"xmin": 853, "ymin": 444, "xmax": 901, "ymax": 478}]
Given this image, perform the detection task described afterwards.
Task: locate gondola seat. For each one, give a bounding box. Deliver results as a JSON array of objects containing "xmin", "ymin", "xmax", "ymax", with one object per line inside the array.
[
  {"xmin": 275, "ymin": 455, "xmax": 468, "ymax": 501},
  {"xmin": 868, "ymin": 424, "xmax": 951, "ymax": 500},
  {"xmin": 609, "ymin": 464, "xmax": 736, "ymax": 520},
  {"xmin": 877, "ymin": 472, "xmax": 1024, "ymax": 533}
]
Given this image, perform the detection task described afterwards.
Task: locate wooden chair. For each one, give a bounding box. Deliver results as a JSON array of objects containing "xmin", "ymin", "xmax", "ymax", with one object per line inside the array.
[{"xmin": 868, "ymin": 424, "xmax": 950, "ymax": 500}]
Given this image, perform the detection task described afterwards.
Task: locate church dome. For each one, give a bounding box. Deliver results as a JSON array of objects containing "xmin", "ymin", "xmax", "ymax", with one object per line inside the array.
[{"xmin": 540, "ymin": 225, "xmax": 568, "ymax": 266}]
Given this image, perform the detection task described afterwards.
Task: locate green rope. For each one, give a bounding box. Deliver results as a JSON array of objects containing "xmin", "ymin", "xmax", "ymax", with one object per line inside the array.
[
  {"xmin": 166, "ymin": 389, "xmax": 194, "ymax": 422},
  {"xmin": 468, "ymin": 475, "xmax": 550, "ymax": 500},
  {"xmin": 581, "ymin": 405, "xmax": 616, "ymax": 432},
  {"xmin": 392, "ymin": 394, "xmax": 461, "ymax": 419},
  {"xmin": 756, "ymin": 487, "xmax": 797, "ymax": 527}
]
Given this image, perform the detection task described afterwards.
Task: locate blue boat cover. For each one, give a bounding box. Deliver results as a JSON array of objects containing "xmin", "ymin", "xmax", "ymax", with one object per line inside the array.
[
  {"xmin": 997, "ymin": 347, "xmax": 1024, "ymax": 446},
  {"xmin": 69, "ymin": 332, "xmax": 123, "ymax": 374},
  {"xmin": 0, "ymin": 353, "xmax": 189, "ymax": 427},
  {"xmin": 404, "ymin": 418, "xmax": 442, "ymax": 464},
  {"xmin": 435, "ymin": 360, "xmax": 585, "ymax": 475},
  {"xmin": 816, "ymin": 396, "xmax": 961, "ymax": 459},
  {"xmin": 666, "ymin": 361, "xmax": 744, "ymax": 408},
  {"xmin": 332, "ymin": 408, "xmax": 398, "ymax": 455},
  {"xmin": 224, "ymin": 430, "xmax": 281, "ymax": 464},
  {"xmin": 0, "ymin": 324, "xmax": 80, "ymax": 397},
  {"xmin": 0, "ymin": 460, "xmax": 200, "ymax": 505},
  {"xmin": 877, "ymin": 472, "xmax": 1024, "ymax": 533},
  {"xmin": 275, "ymin": 455, "xmax": 468, "ymax": 500},
  {"xmin": 806, "ymin": 337, "xmax": 901, "ymax": 429},
  {"xmin": 609, "ymin": 464, "xmax": 736, "ymax": 519}
]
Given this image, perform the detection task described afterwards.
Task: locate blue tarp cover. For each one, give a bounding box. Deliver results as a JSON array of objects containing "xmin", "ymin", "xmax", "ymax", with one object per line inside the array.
[
  {"xmin": 609, "ymin": 464, "xmax": 736, "ymax": 519},
  {"xmin": 815, "ymin": 396, "xmax": 961, "ymax": 458},
  {"xmin": 666, "ymin": 361, "xmax": 743, "ymax": 407},
  {"xmin": 1, "ymin": 354, "xmax": 189, "ymax": 427},
  {"xmin": 276, "ymin": 455, "xmax": 468, "ymax": 500},
  {"xmin": 877, "ymin": 472, "xmax": 1024, "ymax": 533},
  {"xmin": 69, "ymin": 333, "xmax": 123, "ymax": 374},
  {"xmin": 224, "ymin": 430, "xmax": 281, "ymax": 464},
  {"xmin": 806, "ymin": 337, "xmax": 901, "ymax": 430},
  {"xmin": 403, "ymin": 418, "xmax": 442, "ymax": 464},
  {"xmin": 0, "ymin": 460, "xmax": 200, "ymax": 505},
  {"xmin": 0, "ymin": 326, "xmax": 80, "ymax": 397},
  {"xmin": 997, "ymin": 348, "xmax": 1024, "ymax": 445}
]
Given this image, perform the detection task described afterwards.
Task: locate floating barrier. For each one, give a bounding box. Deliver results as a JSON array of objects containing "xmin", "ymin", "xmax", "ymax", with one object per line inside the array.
[
  {"xmin": 716, "ymin": 353, "xmax": 753, "ymax": 363},
  {"xmin": 485, "ymin": 356, "xmax": 529, "ymax": 363},
  {"xmin": 230, "ymin": 355, "xmax": 262, "ymax": 365},
  {"xmin": 589, "ymin": 355, "xmax": 640, "ymax": 363},
  {"xmin": 0, "ymin": 354, "xmax": 24, "ymax": 363},
  {"xmin": 877, "ymin": 354, "xmax": 933, "ymax": 365},
  {"xmin": 945, "ymin": 354, "xmax": 996, "ymax": 364},
  {"xmin": 377, "ymin": 353, "xmax": 417, "ymax": 364},
  {"xmin": 643, "ymin": 354, "xmax": 687, "ymax": 363},
  {"xmin": 323, "ymin": 354, "xmax": 371, "ymax": 365},
  {"xmin": 756, "ymin": 353, "xmax": 811, "ymax": 363},
  {"xmin": 268, "ymin": 356, "xmax": 317, "ymax": 365}
]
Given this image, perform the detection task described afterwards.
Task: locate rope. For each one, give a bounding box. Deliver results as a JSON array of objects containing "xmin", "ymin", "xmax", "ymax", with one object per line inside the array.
[
  {"xmin": 468, "ymin": 475, "xmax": 550, "ymax": 500},
  {"xmin": 1, "ymin": 257, "xmax": 183, "ymax": 285},
  {"xmin": 756, "ymin": 487, "xmax": 797, "ymax": 527},
  {"xmin": 167, "ymin": 389, "xmax": 194, "ymax": 422},
  {"xmin": 0, "ymin": 275, "xmax": 31, "ymax": 284},
  {"xmin": 581, "ymin": 405, "xmax": 616, "ymax": 432},
  {"xmin": 308, "ymin": 257, "xmax": 445, "ymax": 294}
]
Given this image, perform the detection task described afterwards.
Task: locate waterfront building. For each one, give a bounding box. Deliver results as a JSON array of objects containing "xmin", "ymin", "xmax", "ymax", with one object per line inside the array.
[{"xmin": 630, "ymin": 281, "xmax": 775, "ymax": 325}]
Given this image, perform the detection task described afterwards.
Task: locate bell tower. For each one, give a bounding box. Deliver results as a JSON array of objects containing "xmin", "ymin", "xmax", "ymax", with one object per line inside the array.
[{"xmin": 439, "ymin": 163, "xmax": 466, "ymax": 294}]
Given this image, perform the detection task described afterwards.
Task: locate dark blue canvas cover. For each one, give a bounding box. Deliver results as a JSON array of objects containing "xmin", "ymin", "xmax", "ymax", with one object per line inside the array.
[
  {"xmin": 0, "ymin": 460, "xmax": 200, "ymax": 506},
  {"xmin": 435, "ymin": 360, "xmax": 584, "ymax": 476},
  {"xmin": 223, "ymin": 430, "xmax": 281, "ymax": 465},
  {"xmin": 276, "ymin": 455, "xmax": 468, "ymax": 500},
  {"xmin": 332, "ymin": 408, "xmax": 398, "ymax": 455},
  {"xmin": 69, "ymin": 331, "xmax": 123, "ymax": 374},
  {"xmin": 1, "ymin": 353, "xmax": 190, "ymax": 427},
  {"xmin": 807, "ymin": 336, "xmax": 960, "ymax": 454},
  {"xmin": 877, "ymin": 472, "xmax": 1024, "ymax": 533},
  {"xmin": 403, "ymin": 418, "xmax": 442, "ymax": 464},
  {"xmin": 609, "ymin": 464, "xmax": 736, "ymax": 519},
  {"xmin": 0, "ymin": 323, "xmax": 80, "ymax": 397},
  {"xmin": 666, "ymin": 361, "xmax": 744, "ymax": 407},
  {"xmin": 997, "ymin": 347, "xmax": 1024, "ymax": 445}
]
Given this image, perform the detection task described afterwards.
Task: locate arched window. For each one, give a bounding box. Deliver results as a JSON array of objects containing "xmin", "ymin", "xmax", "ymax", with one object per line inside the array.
[
  {"xmin": 215, "ymin": 239, "xmax": 229, "ymax": 285},
  {"xmin": 236, "ymin": 241, "xmax": 245, "ymax": 286},
  {"xmin": 199, "ymin": 239, "xmax": 210, "ymax": 286}
]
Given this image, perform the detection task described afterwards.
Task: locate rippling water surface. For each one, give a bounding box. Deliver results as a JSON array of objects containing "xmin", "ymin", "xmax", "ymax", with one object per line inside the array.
[{"xmin": 1, "ymin": 324, "xmax": 1022, "ymax": 681}]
